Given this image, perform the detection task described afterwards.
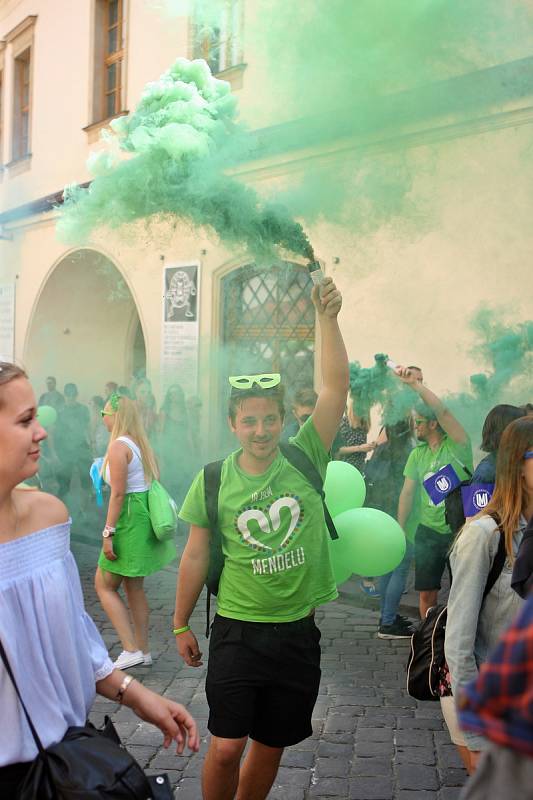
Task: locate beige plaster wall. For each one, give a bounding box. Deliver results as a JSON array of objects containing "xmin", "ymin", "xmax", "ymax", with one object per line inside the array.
[{"xmin": 0, "ymin": 0, "xmax": 532, "ymax": 421}]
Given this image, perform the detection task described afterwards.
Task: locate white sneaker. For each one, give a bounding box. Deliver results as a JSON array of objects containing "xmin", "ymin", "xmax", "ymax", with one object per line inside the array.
[
  {"xmin": 143, "ymin": 652, "xmax": 153, "ymax": 666},
  {"xmin": 113, "ymin": 649, "xmax": 145, "ymax": 669}
]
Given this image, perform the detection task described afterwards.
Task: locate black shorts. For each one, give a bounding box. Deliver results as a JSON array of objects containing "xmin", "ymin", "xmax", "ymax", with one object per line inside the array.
[
  {"xmin": 206, "ymin": 614, "xmax": 321, "ymax": 748},
  {"xmin": 414, "ymin": 524, "xmax": 454, "ymax": 591}
]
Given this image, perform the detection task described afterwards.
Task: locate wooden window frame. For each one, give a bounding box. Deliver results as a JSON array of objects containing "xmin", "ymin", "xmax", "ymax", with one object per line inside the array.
[
  {"xmin": 13, "ymin": 47, "xmax": 31, "ymax": 162},
  {"xmin": 103, "ymin": 0, "xmax": 124, "ymax": 120},
  {"xmin": 0, "ymin": 68, "xmax": 4, "ymax": 167}
]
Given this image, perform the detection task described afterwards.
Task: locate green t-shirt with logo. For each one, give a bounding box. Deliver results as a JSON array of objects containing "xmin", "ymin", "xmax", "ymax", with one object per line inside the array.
[
  {"xmin": 403, "ymin": 435, "xmax": 473, "ymax": 534},
  {"xmin": 179, "ymin": 418, "xmax": 338, "ymax": 622}
]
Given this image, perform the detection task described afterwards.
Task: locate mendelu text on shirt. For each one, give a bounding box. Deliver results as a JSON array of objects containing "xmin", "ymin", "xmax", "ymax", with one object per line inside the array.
[{"xmin": 252, "ymin": 546, "xmax": 305, "ymax": 576}]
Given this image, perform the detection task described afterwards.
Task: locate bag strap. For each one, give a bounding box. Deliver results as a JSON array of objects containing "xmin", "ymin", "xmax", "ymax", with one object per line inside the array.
[
  {"xmin": 203, "ymin": 460, "xmax": 224, "ymax": 638},
  {"xmin": 482, "ymin": 516, "xmax": 507, "ymax": 601},
  {"xmin": 0, "ymin": 640, "xmax": 45, "ymax": 753},
  {"xmin": 280, "ymin": 442, "xmax": 338, "ymax": 540},
  {"xmin": 204, "ymin": 460, "xmax": 224, "ymax": 532}
]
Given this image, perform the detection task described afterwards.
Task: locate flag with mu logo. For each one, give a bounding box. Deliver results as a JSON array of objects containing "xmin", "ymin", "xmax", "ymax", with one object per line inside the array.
[{"xmin": 423, "ymin": 464, "xmax": 462, "ymax": 505}]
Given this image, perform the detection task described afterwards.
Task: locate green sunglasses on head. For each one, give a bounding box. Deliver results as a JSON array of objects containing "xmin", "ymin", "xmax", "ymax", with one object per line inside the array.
[
  {"xmin": 100, "ymin": 409, "xmax": 115, "ymax": 417},
  {"xmin": 228, "ymin": 373, "xmax": 281, "ymax": 390}
]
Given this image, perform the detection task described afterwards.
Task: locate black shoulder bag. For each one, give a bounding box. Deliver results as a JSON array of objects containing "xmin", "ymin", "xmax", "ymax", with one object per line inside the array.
[{"xmin": 0, "ymin": 640, "xmax": 173, "ymax": 799}]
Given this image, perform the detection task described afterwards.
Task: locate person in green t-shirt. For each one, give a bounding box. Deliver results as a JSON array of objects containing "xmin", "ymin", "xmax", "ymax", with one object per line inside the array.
[
  {"xmin": 173, "ymin": 276, "xmax": 349, "ymax": 800},
  {"xmin": 395, "ymin": 366, "xmax": 473, "ymax": 620}
]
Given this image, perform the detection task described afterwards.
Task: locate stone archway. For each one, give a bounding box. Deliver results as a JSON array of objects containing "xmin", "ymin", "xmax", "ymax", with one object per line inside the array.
[{"xmin": 25, "ymin": 248, "xmax": 146, "ymax": 399}]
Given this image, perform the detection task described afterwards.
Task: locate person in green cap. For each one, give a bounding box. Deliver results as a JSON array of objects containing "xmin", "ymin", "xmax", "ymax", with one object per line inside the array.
[
  {"xmin": 173, "ymin": 275, "xmax": 348, "ymax": 800},
  {"xmin": 395, "ymin": 366, "xmax": 473, "ymax": 619}
]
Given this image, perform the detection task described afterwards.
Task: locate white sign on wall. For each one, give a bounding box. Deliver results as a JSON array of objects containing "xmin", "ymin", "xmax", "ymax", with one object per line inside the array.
[
  {"xmin": 0, "ymin": 284, "xmax": 15, "ymax": 362},
  {"xmin": 161, "ymin": 263, "xmax": 200, "ymax": 396}
]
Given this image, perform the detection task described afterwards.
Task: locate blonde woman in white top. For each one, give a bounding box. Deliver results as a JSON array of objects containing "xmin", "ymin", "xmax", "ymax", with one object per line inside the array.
[{"xmin": 95, "ymin": 393, "xmax": 175, "ymax": 669}]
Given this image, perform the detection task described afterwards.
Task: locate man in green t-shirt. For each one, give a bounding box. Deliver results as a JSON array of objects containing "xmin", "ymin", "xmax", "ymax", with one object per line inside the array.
[
  {"xmin": 395, "ymin": 366, "xmax": 473, "ymax": 619},
  {"xmin": 173, "ymin": 276, "xmax": 348, "ymax": 800}
]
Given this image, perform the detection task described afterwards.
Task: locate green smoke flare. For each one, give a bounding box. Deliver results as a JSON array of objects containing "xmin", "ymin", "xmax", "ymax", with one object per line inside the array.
[{"xmin": 58, "ymin": 58, "xmax": 313, "ymax": 260}]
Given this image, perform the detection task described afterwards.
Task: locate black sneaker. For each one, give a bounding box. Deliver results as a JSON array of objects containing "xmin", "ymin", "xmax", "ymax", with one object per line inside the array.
[
  {"xmin": 377, "ymin": 620, "xmax": 415, "ymax": 639},
  {"xmin": 395, "ymin": 614, "xmax": 415, "ymax": 630}
]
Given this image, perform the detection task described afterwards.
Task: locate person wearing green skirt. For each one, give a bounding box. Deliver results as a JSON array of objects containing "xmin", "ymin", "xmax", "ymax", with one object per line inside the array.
[{"xmin": 95, "ymin": 393, "xmax": 175, "ymax": 669}]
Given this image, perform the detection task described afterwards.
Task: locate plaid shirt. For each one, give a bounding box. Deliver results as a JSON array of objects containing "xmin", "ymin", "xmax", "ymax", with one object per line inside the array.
[{"xmin": 458, "ymin": 593, "xmax": 533, "ymax": 756}]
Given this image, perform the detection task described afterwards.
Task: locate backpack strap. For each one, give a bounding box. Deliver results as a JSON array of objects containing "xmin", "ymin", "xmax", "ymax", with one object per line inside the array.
[
  {"xmin": 279, "ymin": 442, "xmax": 338, "ymax": 540},
  {"xmin": 203, "ymin": 460, "xmax": 224, "ymax": 638},
  {"xmin": 204, "ymin": 460, "xmax": 224, "ymax": 531},
  {"xmin": 482, "ymin": 515, "xmax": 507, "ymax": 601}
]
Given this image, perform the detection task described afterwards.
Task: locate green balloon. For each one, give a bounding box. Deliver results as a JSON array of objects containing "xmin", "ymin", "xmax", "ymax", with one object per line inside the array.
[
  {"xmin": 37, "ymin": 405, "xmax": 57, "ymax": 429},
  {"xmin": 324, "ymin": 460, "xmax": 366, "ymax": 517},
  {"xmin": 327, "ymin": 535, "xmax": 354, "ymax": 586},
  {"xmin": 333, "ymin": 507, "xmax": 406, "ymax": 577}
]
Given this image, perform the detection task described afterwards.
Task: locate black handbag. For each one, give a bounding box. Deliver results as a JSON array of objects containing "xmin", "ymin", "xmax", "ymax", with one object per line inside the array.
[{"xmin": 0, "ymin": 640, "xmax": 173, "ymax": 799}]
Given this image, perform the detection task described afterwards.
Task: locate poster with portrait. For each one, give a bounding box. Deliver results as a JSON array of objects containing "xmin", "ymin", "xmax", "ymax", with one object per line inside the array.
[
  {"xmin": 0, "ymin": 284, "xmax": 15, "ymax": 362},
  {"xmin": 162, "ymin": 263, "xmax": 200, "ymax": 395}
]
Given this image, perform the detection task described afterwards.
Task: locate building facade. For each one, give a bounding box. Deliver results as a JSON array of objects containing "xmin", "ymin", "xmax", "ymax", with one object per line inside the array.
[{"xmin": 0, "ymin": 0, "xmax": 532, "ymax": 445}]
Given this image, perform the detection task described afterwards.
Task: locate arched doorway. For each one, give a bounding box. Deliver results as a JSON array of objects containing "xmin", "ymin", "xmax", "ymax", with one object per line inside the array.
[
  {"xmin": 25, "ymin": 249, "xmax": 146, "ymax": 399},
  {"xmin": 221, "ymin": 261, "xmax": 316, "ymax": 384}
]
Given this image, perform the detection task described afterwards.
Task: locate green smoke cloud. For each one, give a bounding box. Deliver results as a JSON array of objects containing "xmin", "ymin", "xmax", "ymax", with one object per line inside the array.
[
  {"xmin": 244, "ymin": 0, "xmax": 533, "ymax": 234},
  {"xmin": 58, "ymin": 58, "xmax": 313, "ymax": 260},
  {"xmin": 351, "ymin": 312, "xmax": 532, "ymax": 442}
]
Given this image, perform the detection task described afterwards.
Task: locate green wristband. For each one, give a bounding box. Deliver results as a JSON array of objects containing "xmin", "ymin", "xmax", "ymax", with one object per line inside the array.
[{"xmin": 173, "ymin": 625, "xmax": 190, "ymax": 635}]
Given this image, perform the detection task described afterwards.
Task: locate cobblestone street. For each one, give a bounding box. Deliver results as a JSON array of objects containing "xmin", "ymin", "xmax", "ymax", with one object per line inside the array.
[{"xmin": 74, "ymin": 535, "xmax": 467, "ymax": 800}]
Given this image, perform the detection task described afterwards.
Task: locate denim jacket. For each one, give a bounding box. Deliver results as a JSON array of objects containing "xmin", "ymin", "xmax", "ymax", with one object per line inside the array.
[{"xmin": 444, "ymin": 514, "xmax": 525, "ymax": 751}]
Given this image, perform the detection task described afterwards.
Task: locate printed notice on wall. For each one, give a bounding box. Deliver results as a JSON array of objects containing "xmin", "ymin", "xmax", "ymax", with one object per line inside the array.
[
  {"xmin": 162, "ymin": 263, "xmax": 200, "ymax": 395},
  {"xmin": 0, "ymin": 284, "xmax": 15, "ymax": 362}
]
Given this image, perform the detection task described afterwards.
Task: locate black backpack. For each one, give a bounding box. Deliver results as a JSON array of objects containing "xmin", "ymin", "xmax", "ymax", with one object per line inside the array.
[
  {"xmin": 202, "ymin": 442, "xmax": 338, "ymax": 636},
  {"xmin": 406, "ymin": 526, "xmax": 506, "ymax": 701}
]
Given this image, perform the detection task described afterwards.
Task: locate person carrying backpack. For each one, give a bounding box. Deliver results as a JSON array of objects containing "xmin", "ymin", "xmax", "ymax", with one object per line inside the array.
[
  {"xmin": 444, "ymin": 416, "xmax": 533, "ymax": 774},
  {"xmin": 173, "ymin": 276, "xmax": 348, "ymax": 800}
]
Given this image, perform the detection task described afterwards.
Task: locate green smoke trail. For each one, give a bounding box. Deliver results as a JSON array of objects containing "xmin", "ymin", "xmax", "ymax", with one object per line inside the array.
[
  {"xmin": 351, "ymin": 313, "xmax": 532, "ymax": 444},
  {"xmin": 60, "ymin": 1, "xmax": 533, "ymax": 252},
  {"xmin": 58, "ymin": 58, "xmax": 313, "ymax": 260},
  {"xmin": 245, "ymin": 0, "xmax": 533, "ymax": 234}
]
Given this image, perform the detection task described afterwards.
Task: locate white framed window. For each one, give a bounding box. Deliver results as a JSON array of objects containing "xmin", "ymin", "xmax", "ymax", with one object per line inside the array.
[{"xmin": 192, "ymin": 0, "xmax": 243, "ymax": 75}]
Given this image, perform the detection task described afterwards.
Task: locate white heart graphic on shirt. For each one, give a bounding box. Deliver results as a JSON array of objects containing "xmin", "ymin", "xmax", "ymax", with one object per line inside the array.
[{"xmin": 237, "ymin": 496, "xmax": 301, "ymax": 553}]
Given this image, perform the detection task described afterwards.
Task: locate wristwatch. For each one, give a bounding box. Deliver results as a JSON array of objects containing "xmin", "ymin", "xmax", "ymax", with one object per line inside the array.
[{"xmin": 102, "ymin": 525, "xmax": 116, "ymax": 538}]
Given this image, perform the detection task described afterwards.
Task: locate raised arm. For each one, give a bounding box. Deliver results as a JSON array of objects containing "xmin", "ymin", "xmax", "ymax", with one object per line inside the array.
[
  {"xmin": 311, "ymin": 277, "xmax": 350, "ymax": 451},
  {"xmin": 395, "ymin": 367, "xmax": 469, "ymax": 444}
]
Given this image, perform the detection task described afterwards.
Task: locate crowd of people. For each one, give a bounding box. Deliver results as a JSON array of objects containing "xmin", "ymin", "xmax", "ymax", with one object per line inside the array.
[
  {"xmin": 1, "ymin": 275, "xmax": 532, "ymax": 799},
  {"xmin": 35, "ymin": 374, "xmax": 201, "ymax": 512}
]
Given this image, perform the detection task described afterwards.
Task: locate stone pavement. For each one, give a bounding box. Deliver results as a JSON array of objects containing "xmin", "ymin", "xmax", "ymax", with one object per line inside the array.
[{"xmin": 73, "ymin": 535, "xmax": 467, "ymax": 800}]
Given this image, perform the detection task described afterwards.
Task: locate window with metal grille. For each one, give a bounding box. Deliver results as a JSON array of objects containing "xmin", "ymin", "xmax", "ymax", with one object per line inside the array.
[
  {"xmin": 222, "ymin": 262, "xmax": 316, "ymax": 387},
  {"xmin": 192, "ymin": 0, "xmax": 243, "ymax": 75}
]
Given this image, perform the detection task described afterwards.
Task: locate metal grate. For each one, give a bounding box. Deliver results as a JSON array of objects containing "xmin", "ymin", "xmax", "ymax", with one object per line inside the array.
[{"xmin": 222, "ymin": 262, "xmax": 316, "ymax": 386}]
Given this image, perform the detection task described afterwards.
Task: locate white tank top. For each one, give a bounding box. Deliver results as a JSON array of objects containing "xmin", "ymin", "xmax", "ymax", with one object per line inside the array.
[{"xmin": 104, "ymin": 436, "xmax": 149, "ymax": 493}]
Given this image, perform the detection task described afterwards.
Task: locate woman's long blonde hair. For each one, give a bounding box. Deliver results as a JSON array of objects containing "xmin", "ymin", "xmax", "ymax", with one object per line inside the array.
[
  {"xmin": 455, "ymin": 417, "xmax": 533, "ymax": 559},
  {"xmin": 103, "ymin": 395, "xmax": 159, "ymax": 482}
]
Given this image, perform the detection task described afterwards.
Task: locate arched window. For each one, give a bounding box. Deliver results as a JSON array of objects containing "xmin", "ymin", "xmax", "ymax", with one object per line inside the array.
[{"xmin": 221, "ymin": 262, "xmax": 315, "ymax": 385}]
